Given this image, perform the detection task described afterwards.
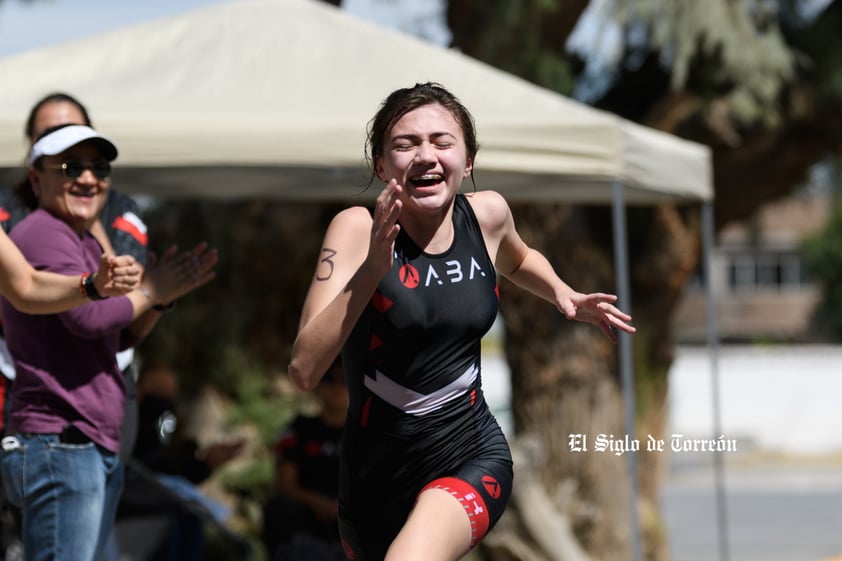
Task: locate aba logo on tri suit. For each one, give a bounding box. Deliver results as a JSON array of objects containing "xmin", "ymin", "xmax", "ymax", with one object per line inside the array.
[{"xmin": 396, "ymin": 255, "xmax": 487, "ymax": 289}]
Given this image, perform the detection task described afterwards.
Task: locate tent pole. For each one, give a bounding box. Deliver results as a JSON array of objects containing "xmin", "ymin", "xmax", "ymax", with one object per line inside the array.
[
  {"xmin": 701, "ymin": 201, "xmax": 730, "ymax": 561},
  {"xmin": 611, "ymin": 181, "xmax": 642, "ymax": 561}
]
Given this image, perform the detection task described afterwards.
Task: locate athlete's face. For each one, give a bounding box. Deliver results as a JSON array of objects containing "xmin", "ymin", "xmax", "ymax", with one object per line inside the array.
[{"xmin": 376, "ymin": 103, "xmax": 473, "ymax": 213}]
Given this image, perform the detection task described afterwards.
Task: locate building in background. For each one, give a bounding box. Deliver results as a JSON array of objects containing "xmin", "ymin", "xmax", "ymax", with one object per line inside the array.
[{"xmin": 674, "ymin": 186, "xmax": 830, "ymax": 342}]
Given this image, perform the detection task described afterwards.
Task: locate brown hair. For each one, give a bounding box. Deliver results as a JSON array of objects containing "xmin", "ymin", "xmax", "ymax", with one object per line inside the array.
[
  {"xmin": 365, "ymin": 82, "xmax": 479, "ymax": 188},
  {"xmin": 25, "ymin": 92, "xmax": 92, "ymax": 142}
]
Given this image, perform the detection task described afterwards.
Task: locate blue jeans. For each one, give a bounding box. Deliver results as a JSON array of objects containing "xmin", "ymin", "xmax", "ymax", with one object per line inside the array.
[{"xmin": 0, "ymin": 433, "xmax": 124, "ymax": 561}]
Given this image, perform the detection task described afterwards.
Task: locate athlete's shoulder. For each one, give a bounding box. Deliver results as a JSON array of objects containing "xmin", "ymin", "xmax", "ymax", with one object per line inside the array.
[
  {"xmin": 327, "ymin": 205, "xmax": 373, "ymax": 237},
  {"xmin": 335, "ymin": 204, "xmax": 373, "ymax": 222},
  {"xmin": 464, "ymin": 190, "xmax": 511, "ymax": 231}
]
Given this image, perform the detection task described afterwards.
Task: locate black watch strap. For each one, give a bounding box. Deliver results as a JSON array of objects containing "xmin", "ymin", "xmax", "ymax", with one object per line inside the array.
[{"xmin": 83, "ymin": 273, "xmax": 107, "ymax": 301}]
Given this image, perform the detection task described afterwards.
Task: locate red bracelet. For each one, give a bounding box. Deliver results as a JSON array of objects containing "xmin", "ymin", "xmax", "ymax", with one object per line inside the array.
[{"xmin": 79, "ymin": 273, "xmax": 91, "ymax": 299}]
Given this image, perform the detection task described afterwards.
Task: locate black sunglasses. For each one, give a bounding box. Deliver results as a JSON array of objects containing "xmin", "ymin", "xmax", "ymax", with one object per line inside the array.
[{"xmin": 41, "ymin": 161, "xmax": 111, "ymax": 181}]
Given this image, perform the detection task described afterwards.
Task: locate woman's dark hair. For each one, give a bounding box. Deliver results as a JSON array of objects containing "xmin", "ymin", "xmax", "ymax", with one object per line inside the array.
[
  {"xmin": 365, "ymin": 82, "xmax": 479, "ymax": 187},
  {"xmin": 24, "ymin": 92, "xmax": 92, "ymax": 141},
  {"xmin": 16, "ymin": 93, "xmax": 92, "ymax": 210}
]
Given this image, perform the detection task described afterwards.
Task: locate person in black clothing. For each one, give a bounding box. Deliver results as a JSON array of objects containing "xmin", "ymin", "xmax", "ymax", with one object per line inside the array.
[
  {"xmin": 262, "ymin": 357, "xmax": 347, "ymax": 561},
  {"xmin": 288, "ymin": 82, "xmax": 636, "ymax": 561}
]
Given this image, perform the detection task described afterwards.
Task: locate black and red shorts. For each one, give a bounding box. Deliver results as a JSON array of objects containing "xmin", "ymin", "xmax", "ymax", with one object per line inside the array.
[{"xmin": 338, "ymin": 454, "xmax": 512, "ymax": 561}]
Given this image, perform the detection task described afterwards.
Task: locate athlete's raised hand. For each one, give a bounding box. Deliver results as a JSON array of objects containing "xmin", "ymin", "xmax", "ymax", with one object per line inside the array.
[{"xmin": 367, "ymin": 179, "xmax": 403, "ymax": 279}]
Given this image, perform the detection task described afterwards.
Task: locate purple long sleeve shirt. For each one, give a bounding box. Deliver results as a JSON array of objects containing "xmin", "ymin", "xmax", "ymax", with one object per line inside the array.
[{"xmin": 1, "ymin": 209, "xmax": 139, "ymax": 452}]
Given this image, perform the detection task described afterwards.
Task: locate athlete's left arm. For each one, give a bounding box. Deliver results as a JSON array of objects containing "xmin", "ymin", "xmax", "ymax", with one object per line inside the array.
[{"xmin": 469, "ymin": 191, "xmax": 634, "ymax": 343}]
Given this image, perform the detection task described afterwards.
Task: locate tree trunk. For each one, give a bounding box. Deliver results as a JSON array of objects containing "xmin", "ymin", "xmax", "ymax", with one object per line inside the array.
[
  {"xmin": 499, "ymin": 203, "xmax": 630, "ymax": 560},
  {"xmin": 480, "ymin": 202, "xmax": 698, "ymax": 561}
]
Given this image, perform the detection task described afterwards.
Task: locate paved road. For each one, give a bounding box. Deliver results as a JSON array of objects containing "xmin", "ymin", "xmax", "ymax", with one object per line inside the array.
[{"xmin": 662, "ymin": 459, "xmax": 842, "ymax": 561}]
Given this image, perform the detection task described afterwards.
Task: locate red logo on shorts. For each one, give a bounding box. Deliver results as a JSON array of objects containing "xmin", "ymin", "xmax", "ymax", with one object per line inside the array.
[
  {"xmin": 398, "ymin": 264, "xmax": 420, "ymax": 289},
  {"xmin": 482, "ymin": 475, "xmax": 501, "ymax": 499}
]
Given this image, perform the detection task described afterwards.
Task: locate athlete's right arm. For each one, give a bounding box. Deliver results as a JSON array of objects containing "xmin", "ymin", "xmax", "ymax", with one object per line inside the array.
[
  {"xmin": 287, "ymin": 208, "xmax": 379, "ymax": 391},
  {"xmin": 289, "ymin": 181, "xmax": 403, "ymax": 391}
]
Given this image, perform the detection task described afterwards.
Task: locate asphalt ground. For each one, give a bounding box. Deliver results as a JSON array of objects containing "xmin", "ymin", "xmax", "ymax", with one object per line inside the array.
[{"xmin": 662, "ymin": 454, "xmax": 842, "ymax": 561}]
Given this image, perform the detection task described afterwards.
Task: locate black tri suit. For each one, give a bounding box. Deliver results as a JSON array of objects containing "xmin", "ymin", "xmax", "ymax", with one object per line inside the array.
[{"xmin": 338, "ymin": 194, "xmax": 513, "ymax": 560}]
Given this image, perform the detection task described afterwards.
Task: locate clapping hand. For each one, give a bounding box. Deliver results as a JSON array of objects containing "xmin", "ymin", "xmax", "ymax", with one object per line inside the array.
[
  {"xmin": 93, "ymin": 254, "xmax": 142, "ymax": 297},
  {"xmin": 141, "ymin": 242, "xmax": 219, "ymax": 307}
]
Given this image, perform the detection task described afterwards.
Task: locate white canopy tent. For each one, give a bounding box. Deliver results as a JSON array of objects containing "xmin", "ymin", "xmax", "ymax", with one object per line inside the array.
[
  {"xmin": 0, "ymin": 1, "xmax": 722, "ymax": 560},
  {"xmin": 0, "ymin": 0, "xmax": 710, "ymax": 204}
]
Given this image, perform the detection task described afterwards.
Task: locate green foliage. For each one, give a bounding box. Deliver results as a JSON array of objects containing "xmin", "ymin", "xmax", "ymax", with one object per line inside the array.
[
  {"xmin": 223, "ymin": 349, "xmax": 297, "ymax": 447},
  {"xmin": 524, "ymin": 40, "xmax": 577, "ymax": 95},
  {"xmin": 212, "ymin": 350, "xmax": 298, "ymax": 535},
  {"xmin": 219, "ymin": 453, "xmax": 275, "ymax": 494},
  {"xmin": 782, "ymin": 0, "xmax": 842, "ymax": 102},
  {"xmin": 615, "ymin": 0, "xmax": 796, "ymax": 127}
]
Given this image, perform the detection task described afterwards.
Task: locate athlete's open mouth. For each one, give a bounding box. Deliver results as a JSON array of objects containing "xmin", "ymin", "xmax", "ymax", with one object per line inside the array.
[{"xmin": 409, "ymin": 173, "xmax": 443, "ymax": 188}]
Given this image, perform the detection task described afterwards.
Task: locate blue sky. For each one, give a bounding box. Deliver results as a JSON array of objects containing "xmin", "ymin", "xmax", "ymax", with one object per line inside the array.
[
  {"xmin": 0, "ymin": 0, "xmax": 224, "ymax": 56},
  {"xmin": 0, "ymin": 0, "xmax": 449, "ymax": 57}
]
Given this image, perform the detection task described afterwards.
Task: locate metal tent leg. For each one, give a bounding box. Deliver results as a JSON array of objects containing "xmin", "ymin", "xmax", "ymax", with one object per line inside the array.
[
  {"xmin": 702, "ymin": 201, "xmax": 730, "ymax": 561},
  {"xmin": 612, "ymin": 182, "xmax": 642, "ymax": 561}
]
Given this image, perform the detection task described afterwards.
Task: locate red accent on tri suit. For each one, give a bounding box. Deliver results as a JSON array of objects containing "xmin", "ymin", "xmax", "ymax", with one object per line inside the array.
[
  {"xmin": 360, "ymin": 396, "xmax": 372, "ymax": 428},
  {"xmin": 0, "ymin": 207, "xmax": 9, "ymax": 223},
  {"xmin": 338, "ymin": 195, "xmax": 513, "ymax": 560},
  {"xmin": 111, "ymin": 214, "xmax": 148, "ymax": 246},
  {"xmin": 371, "ymin": 292, "xmax": 393, "ymax": 313},
  {"xmin": 421, "ymin": 476, "xmax": 491, "ymax": 547},
  {"xmin": 368, "ymin": 334, "xmax": 383, "ymax": 351}
]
